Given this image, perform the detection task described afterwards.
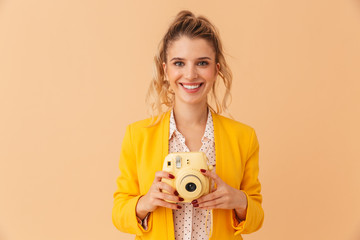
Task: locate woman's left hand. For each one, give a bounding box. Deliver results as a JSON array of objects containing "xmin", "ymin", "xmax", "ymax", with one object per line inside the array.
[{"xmin": 192, "ymin": 169, "xmax": 248, "ymax": 220}]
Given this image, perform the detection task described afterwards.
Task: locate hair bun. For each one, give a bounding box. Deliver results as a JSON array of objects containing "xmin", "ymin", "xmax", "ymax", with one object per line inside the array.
[{"xmin": 174, "ymin": 10, "xmax": 195, "ymax": 21}]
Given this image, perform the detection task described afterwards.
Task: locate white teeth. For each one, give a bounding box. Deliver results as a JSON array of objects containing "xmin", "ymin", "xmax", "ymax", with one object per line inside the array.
[{"xmin": 182, "ymin": 84, "xmax": 201, "ymax": 90}]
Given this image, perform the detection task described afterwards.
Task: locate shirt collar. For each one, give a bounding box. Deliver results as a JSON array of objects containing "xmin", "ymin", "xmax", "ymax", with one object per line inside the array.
[
  {"xmin": 169, "ymin": 108, "xmax": 214, "ymax": 142},
  {"xmin": 203, "ymin": 110, "xmax": 214, "ymax": 142},
  {"xmin": 169, "ymin": 110, "xmax": 177, "ymax": 140}
]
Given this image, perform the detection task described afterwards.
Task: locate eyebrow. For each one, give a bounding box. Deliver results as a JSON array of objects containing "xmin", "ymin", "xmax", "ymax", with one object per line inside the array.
[{"xmin": 170, "ymin": 57, "xmax": 212, "ymax": 61}]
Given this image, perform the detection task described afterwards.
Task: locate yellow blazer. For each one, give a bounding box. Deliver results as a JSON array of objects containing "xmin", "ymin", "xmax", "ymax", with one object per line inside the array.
[{"xmin": 112, "ymin": 110, "xmax": 264, "ymax": 239}]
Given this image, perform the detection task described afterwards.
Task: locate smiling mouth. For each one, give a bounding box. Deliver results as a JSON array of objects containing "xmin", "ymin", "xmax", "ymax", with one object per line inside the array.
[{"xmin": 180, "ymin": 83, "xmax": 203, "ymax": 90}]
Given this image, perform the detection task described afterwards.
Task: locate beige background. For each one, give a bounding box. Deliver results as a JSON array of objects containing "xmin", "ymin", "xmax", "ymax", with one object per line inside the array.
[{"xmin": 1, "ymin": 0, "xmax": 360, "ymax": 240}]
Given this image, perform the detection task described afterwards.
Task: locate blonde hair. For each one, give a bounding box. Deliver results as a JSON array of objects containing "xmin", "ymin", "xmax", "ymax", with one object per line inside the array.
[{"xmin": 146, "ymin": 10, "xmax": 233, "ymax": 124}]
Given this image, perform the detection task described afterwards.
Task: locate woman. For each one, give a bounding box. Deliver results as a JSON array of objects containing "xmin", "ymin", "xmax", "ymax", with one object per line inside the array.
[{"xmin": 112, "ymin": 10, "xmax": 264, "ymax": 240}]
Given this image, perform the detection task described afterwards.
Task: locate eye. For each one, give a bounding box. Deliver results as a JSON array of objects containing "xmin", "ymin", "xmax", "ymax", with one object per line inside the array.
[
  {"xmin": 198, "ymin": 61, "xmax": 209, "ymax": 66},
  {"xmin": 174, "ymin": 61, "xmax": 184, "ymax": 67}
]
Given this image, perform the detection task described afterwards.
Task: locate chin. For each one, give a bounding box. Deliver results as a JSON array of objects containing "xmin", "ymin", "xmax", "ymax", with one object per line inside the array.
[{"xmin": 179, "ymin": 97, "xmax": 207, "ymax": 106}]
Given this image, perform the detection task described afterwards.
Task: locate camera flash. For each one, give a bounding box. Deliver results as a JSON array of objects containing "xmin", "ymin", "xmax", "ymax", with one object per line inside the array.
[{"xmin": 176, "ymin": 155, "xmax": 182, "ymax": 168}]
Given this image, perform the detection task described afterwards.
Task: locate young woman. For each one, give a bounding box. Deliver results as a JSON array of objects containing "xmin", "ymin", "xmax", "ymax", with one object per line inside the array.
[{"xmin": 112, "ymin": 10, "xmax": 264, "ymax": 240}]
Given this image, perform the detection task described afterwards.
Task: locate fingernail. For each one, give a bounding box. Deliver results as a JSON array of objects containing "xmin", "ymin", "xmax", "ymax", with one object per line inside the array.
[
  {"xmin": 169, "ymin": 174, "xmax": 175, "ymax": 179},
  {"xmin": 191, "ymin": 200, "xmax": 197, "ymax": 204},
  {"xmin": 174, "ymin": 191, "xmax": 179, "ymax": 196},
  {"xmin": 193, "ymin": 203, "xmax": 199, "ymax": 207},
  {"xmin": 200, "ymin": 169, "xmax": 206, "ymax": 173},
  {"xmin": 177, "ymin": 205, "xmax": 182, "ymax": 209},
  {"xmin": 179, "ymin": 197, "xmax": 184, "ymax": 202}
]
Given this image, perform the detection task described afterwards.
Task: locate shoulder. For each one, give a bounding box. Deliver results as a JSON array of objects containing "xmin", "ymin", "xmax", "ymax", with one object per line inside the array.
[
  {"xmin": 126, "ymin": 112, "xmax": 169, "ymax": 136},
  {"xmin": 212, "ymin": 113, "xmax": 259, "ymax": 149},
  {"xmin": 212, "ymin": 113, "xmax": 255, "ymax": 134},
  {"xmin": 128, "ymin": 117, "xmax": 155, "ymax": 129}
]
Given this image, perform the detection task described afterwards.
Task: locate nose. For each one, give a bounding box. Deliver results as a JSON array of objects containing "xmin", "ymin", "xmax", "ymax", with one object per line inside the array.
[{"xmin": 185, "ymin": 65, "xmax": 198, "ymax": 80}]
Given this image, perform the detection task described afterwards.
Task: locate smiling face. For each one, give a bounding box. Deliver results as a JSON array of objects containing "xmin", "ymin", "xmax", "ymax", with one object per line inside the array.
[{"xmin": 163, "ymin": 36, "xmax": 220, "ymax": 107}]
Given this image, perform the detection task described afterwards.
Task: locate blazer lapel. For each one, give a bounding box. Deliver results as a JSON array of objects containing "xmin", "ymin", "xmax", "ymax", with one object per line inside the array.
[
  {"xmin": 159, "ymin": 110, "xmax": 175, "ymax": 240},
  {"xmin": 161, "ymin": 111, "xmax": 170, "ymax": 168},
  {"xmin": 211, "ymin": 111, "xmax": 224, "ymax": 182}
]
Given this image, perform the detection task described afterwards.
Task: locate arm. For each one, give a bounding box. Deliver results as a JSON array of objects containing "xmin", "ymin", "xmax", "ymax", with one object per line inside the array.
[
  {"xmin": 112, "ymin": 125, "xmax": 151, "ymax": 235},
  {"xmin": 232, "ymin": 129, "xmax": 264, "ymax": 234},
  {"xmin": 194, "ymin": 129, "xmax": 264, "ymax": 235},
  {"xmin": 112, "ymin": 125, "xmax": 183, "ymax": 235}
]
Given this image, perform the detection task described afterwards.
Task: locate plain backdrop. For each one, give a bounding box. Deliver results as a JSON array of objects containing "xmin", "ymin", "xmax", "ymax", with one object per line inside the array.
[{"xmin": 1, "ymin": 0, "xmax": 360, "ymax": 240}]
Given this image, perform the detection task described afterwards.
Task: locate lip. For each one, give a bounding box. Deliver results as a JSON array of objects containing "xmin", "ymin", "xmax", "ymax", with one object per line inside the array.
[
  {"xmin": 179, "ymin": 82, "xmax": 204, "ymax": 93},
  {"xmin": 180, "ymin": 82, "xmax": 203, "ymax": 86}
]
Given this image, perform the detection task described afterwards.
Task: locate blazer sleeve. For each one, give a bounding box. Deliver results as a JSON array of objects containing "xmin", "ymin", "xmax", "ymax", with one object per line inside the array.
[
  {"xmin": 112, "ymin": 125, "xmax": 153, "ymax": 235},
  {"xmin": 232, "ymin": 129, "xmax": 264, "ymax": 235}
]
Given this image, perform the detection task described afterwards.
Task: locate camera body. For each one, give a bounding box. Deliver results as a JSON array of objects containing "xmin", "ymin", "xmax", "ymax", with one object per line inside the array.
[{"xmin": 162, "ymin": 152, "xmax": 213, "ymax": 203}]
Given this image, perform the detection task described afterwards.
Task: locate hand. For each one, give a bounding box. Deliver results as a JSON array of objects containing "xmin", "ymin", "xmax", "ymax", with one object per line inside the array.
[
  {"xmin": 136, "ymin": 171, "xmax": 184, "ymax": 220},
  {"xmin": 192, "ymin": 169, "xmax": 248, "ymax": 220}
]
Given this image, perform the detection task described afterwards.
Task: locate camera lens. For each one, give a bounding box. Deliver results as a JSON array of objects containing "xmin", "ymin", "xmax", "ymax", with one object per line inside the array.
[{"xmin": 185, "ymin": 182, "xmax": 197, "ymax": 192}]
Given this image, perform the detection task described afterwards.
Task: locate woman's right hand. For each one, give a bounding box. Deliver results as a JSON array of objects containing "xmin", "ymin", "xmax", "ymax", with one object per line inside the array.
[{"xmin": 136, "ymin": 171, "xmax": 184, "ymax": 220}]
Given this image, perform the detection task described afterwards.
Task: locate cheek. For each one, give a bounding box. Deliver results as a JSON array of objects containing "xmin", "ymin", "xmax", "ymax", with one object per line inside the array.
[
  {"xmin": 201, "ymin": 69, "xmax": 217, "ymax": 81},
  {"xmin": 167, "ymin": 68, "xmax": 182, "ymax": 80}
]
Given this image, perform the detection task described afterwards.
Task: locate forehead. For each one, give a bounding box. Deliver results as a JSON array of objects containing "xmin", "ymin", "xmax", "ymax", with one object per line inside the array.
[{"xmin": 166, "ymin": 36, "xmax": 215, "ymax": 60}]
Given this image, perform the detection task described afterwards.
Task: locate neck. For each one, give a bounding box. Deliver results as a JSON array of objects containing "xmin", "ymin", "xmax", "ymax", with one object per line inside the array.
[{"xmin": 173, "ymin": 101, "xmax": 208, "ymax": 127}]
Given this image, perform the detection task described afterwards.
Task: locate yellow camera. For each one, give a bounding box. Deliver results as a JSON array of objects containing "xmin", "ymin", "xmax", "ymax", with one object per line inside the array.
[{"xmin": 162, "ymin": 152, "xmax": 213, "ymax": 202}]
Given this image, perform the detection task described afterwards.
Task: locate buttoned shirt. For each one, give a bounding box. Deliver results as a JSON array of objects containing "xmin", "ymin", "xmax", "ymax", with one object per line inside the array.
[{"xmin": 169, "ymin": 109, "xmax": 216, "ymax": 240}]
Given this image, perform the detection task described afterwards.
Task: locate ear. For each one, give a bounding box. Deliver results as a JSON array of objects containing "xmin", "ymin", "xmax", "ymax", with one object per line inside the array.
[
  {"xmin": 216, "ymin": 63, "xmax": 220, "ymax": 74},
  {"xmin": 163, "ymin": 62, "xmax": 167, "ymax": 72},
  {"xmin": 163, "ymin": 62, "xmax": 168, "ymax": 79}
]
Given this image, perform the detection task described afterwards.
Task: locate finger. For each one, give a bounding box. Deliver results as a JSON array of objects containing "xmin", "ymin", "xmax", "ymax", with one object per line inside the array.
[
  {"xmin": 200, "ymin": 169, "xmax": 222, "ymax": 185},
  {"xmin": 154, "ymin": 171, "xmax": 175, "ymax": 182},
  {"xmin": 153, "ymin": 192, "xmax": 184, "ymax": 203},
  {"xmin": 197, "ymin": 197, "xmax": 231, "ymax": 210},
  {"xmin": 156, "ymin": 182, "xmax": 177, "ymax": 195},
  {"xmin": 197, "ymin": 197, "xmax": 223, "ymax": 208},
  {"xmin": 198, "ymin": 202, "xmax": 229, "ymax": 210},
  {"xmin": 153, "ymin": 198, "xmax": 183, "ymax": 210},
  {"xmin": 194, "ymin": 191, "xmax": 221, "ymax": 204}
]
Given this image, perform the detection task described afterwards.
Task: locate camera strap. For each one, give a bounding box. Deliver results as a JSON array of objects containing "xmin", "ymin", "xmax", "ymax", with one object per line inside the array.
[
  {"xmin": 204, "ymin": 169, "xmax": 214, "ymax": 238},
  {"xmin": 205, "ymin": 209, "xmax": 213, "ymax": 238}
]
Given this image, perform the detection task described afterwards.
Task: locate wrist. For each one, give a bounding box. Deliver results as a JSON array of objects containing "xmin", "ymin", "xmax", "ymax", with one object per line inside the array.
[
  {"xmin": 136, "ymin": 196, "xmax": 150, "ymax": 220},
  {"xmin": 234, "ymin": 190, "xmax": 248, "ymax": 221}
]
